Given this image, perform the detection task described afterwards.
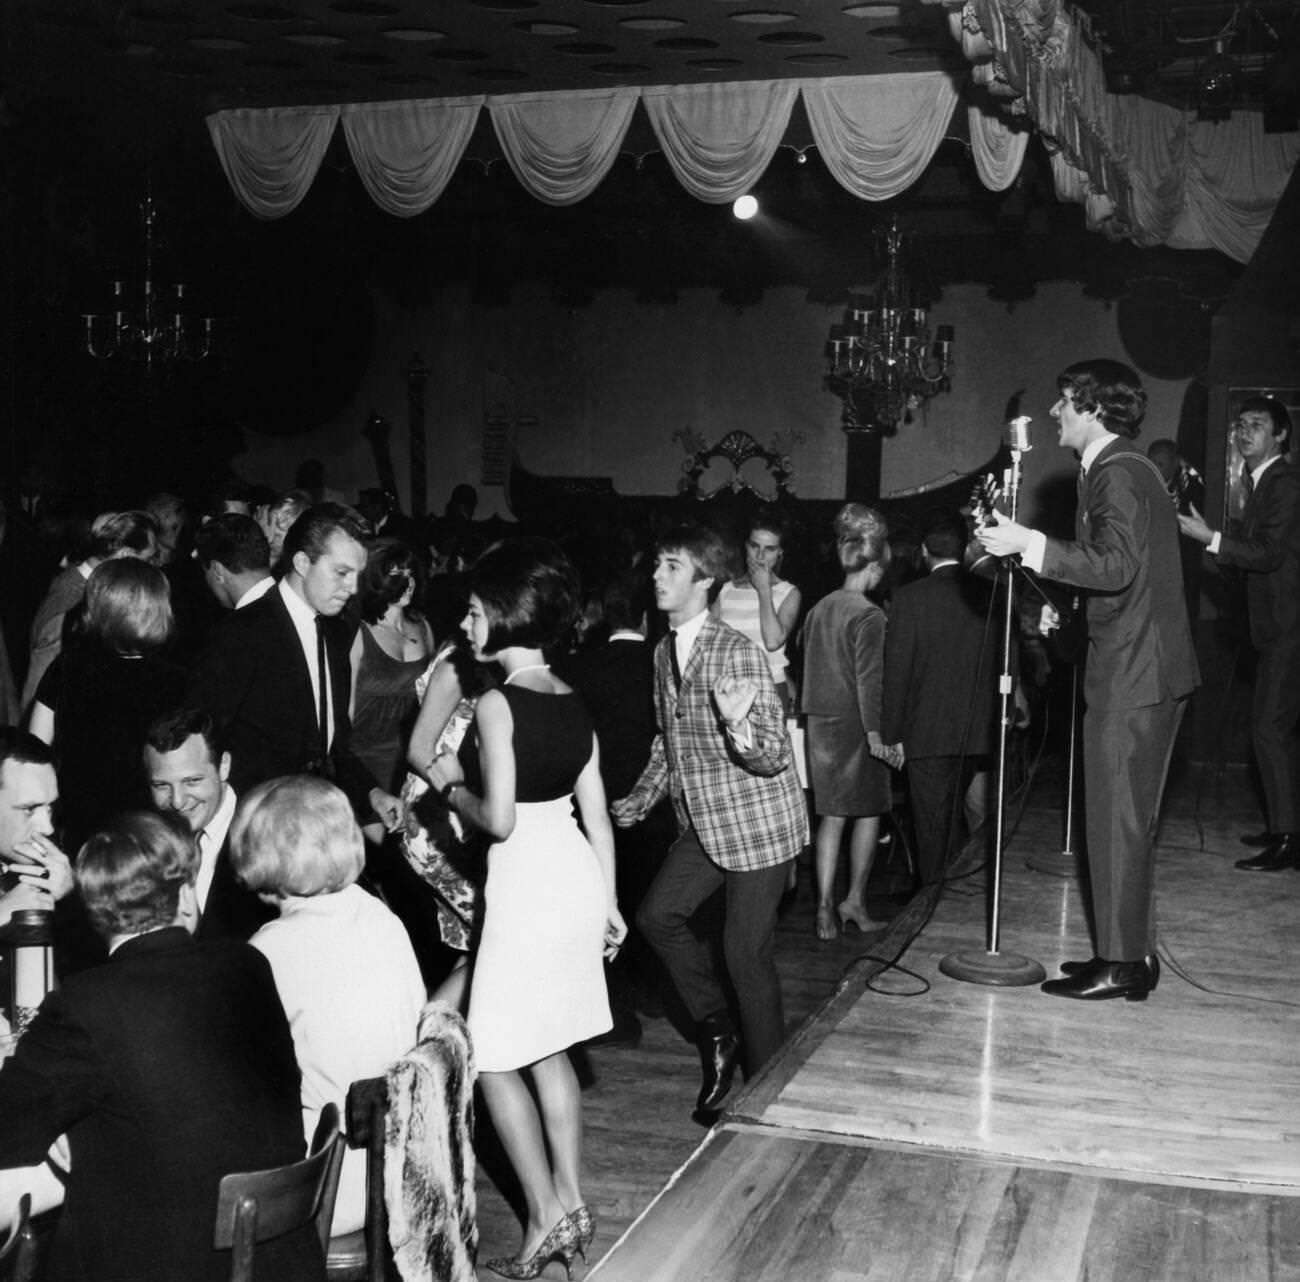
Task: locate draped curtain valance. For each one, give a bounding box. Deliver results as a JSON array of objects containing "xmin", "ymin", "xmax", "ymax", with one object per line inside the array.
[
  {"xmin": 208, "ymin": 72, "xmax": 987, "ymax": 219},
  {"xmin": 923, "ymin": 0, "xmax": 1299, "ymax": 262}
]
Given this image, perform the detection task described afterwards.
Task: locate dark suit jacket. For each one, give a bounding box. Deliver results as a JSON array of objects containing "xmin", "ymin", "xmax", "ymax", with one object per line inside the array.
[
  {"xmin": 197, "ymin": 829, "xmax": 276, "ymax": 942},
  {"xmin": 1039, "ymin": 441, "xmax": 1199, "ymax": 710},
  {"xmin": 557, "ymin": 636, "xmax": 656, "ymax": 800},
  {"xmin": 1216, "ymin": 457, "xmax": 1300, "ymax": 651},
  {"xmin": 189, "ymin": 586, "xmax": 379, "ymax": 809},
  {"xmin": 882, "ymin": 564, "xmax": 999, "ymax": 758},
  {"xmin": 0, "ymin": 928, "xmax": 315, "ymax": 1282}
]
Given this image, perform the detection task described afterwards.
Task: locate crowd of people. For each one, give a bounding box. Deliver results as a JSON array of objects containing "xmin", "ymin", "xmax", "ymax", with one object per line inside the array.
[{"xmin": 0, "ymin": 356, "xmax": 1293, "ymax": 1279}]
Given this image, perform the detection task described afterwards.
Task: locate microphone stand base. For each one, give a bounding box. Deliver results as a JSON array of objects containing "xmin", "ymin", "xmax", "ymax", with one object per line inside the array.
[
  {"xmin": 939, "ymin": 949, "xmax": 1046, "ymax": 987},
  {"xmin": 1025, "ymin": 848, "xmax": 1081, "ymax": 878}
]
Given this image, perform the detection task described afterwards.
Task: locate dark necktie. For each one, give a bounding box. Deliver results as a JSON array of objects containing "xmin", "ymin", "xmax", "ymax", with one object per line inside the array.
[
  {"xmin": 1242, "ymin": 469, "xmax": 1255, "ymax": 506},
  {"xmin": 669, "ymin": 630, "xmax": 683, "ymax": 693},
  {"xmin": 315, "ymin": 615, "xmax": 330, "ymax": 759}
]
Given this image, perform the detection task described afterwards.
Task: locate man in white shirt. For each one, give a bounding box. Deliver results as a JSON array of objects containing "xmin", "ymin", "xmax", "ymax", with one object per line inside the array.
[
  {"xmin": 189, "ymin": 503, "xmax": 402, "ymax": 832},
  {"xmin": 143, "ymin": 706, "xmax": 273, "ymax": 941}
]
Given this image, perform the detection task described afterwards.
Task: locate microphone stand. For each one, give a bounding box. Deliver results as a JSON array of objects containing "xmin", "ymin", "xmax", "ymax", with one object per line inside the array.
[
  {"xmin": 1026, "ymin": 658, "xmax": 1082, "ymax": 876},
  {"xmin": 940, "ymin": 419, "xmax": 1046, "ymax": 988}
]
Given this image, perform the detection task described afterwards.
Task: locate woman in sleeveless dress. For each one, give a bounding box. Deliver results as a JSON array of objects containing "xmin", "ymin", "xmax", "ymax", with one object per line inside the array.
[
  {"xmin": 426, "ymin": 537, "xmax": 625, "ymax": 1280},
  {"xmin": 349, "ymin": 539, "xmax": 435, "ymax": 805}
]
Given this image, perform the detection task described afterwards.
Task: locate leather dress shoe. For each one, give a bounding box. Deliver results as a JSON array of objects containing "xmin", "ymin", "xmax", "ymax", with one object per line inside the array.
[
  {"xmin": 1060, "ymin": 952, "xmax": 1159, "ymax": 990},
  {"xmin": 1241, "ymin": 829, "xmax": 1275, "ymax": 848},
  {"xmin": 696, "ymin": 1030, "xmax": 740, "ymax": 1112},
  {"xmin": 1041, "ymin": 957, "xmax": 1152, "ymax": 1002},
  {"xmin": 1235, "ymin": 833, "xmax": 1299, "ymax": 872}
]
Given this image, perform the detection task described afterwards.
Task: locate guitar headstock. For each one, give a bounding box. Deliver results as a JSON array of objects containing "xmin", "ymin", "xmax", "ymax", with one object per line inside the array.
[{"xmin": 968, "ymin": 473, "xmax": 1004, "ymax": 531}]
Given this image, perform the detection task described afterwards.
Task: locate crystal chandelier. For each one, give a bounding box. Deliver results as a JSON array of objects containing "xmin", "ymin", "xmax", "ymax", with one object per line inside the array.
[
  {"xmin": 824, "ymin": 217, "xmax": 954, "ymax": 434},
  {"xmin": 82, "ymin": 195, "xmax": 214, "ymax": 368}
]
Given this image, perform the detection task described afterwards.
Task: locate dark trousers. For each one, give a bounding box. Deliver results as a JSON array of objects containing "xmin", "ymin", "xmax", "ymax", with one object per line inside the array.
[
  {"xmin": 906, "ymin": 755, "xmax": 980, "ymax": 885},
  {"xmin": 1253, "ymin": 637, "xmax": 1300, "ymax": 834},
  {"xmin": 636, "ymin": 826, "xmax": 789, "ymax": 1074},
  {"xmin": 1082, "ymin": 695, "xmax": 1186, "ymax": 961}
]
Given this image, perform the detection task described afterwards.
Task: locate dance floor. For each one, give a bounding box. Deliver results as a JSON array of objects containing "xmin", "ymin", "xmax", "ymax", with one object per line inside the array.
[{"xmin": 578, "ymin": 759, "xmax": 1300, "ymax": 1282}]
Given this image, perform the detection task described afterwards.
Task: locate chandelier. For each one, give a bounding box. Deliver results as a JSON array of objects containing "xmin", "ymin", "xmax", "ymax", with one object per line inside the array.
[
  {"xmin": 824, "ymin": 217, "xmax": 954, "ymax": 434},
  {"xmin": 82, "ymin": 195, "xmax": 214, "ymax": 367}
]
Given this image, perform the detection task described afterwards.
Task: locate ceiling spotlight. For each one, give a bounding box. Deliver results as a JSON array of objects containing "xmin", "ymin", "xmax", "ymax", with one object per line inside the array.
[
  {"xmin": 732, "ymin": 194, "xmax": 759, "ymax": 220},
  {"xmin": 1195, "ymin": 37, "xmax": 1236, "ymax": 123}
]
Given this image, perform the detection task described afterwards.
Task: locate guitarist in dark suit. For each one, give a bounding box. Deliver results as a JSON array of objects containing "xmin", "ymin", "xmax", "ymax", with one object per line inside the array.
[
  {"xmin": 189, "ymin": 503, "xmax": 402, "ymax": 831},
  {"xmin": 143, "ymin": 705, "xmax": 275, "ymax": 941},
  {"xmin": 977, "ymin": 359, "xmax": 1199, "ymax": 1002},
  {"xmin": 1179, "ymin": 397, "xmax": 1300, "ymax": 870}
]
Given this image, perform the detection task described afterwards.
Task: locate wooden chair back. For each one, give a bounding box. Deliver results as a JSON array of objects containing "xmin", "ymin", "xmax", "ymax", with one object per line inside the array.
[
  {"xmin": 214, "ymin": 1103, "xmax": 344, "ymax": 1282},
  {"xmin": 0, "ymin": 1195, "xmax": 39, "ymax": 1282},
  {"xmin": 343, "ymin": 1076, "xmax": 389, "ymax": 1282}
]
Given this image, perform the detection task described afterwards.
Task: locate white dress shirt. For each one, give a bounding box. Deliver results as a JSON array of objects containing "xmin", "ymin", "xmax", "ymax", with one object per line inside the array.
[
  {"xmin": 278, "ymin": 579, "xmax": 334, "ymax": 748},
  {"xmin": 234, "ymin": 575, "xmax": 274, "ymax": 610},
  {"xmin": 195, "ymin": 785, "xmax": 237, "ymax": 915}
]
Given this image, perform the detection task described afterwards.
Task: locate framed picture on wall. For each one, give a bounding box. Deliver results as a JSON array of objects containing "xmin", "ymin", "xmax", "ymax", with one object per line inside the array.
[{"xmin": 1224, "ymin": 386, "xmax": 1300, "ymax": 522}]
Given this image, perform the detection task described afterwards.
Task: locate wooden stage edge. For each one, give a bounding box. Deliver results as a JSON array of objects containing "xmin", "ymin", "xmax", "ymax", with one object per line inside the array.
[{"xmin": 590, "ymin": 770, "xmax": 1300, "ymax": 1280}]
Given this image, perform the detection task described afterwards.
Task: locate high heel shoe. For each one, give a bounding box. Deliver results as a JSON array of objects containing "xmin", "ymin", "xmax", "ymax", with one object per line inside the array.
[
  {"xmin": 485, "ymin": 1215, "xmax": 580, "ymax": 1280},
  {"xmin": 566, "ymin": 1206, "xmax": 596, "ymax": 1261},
  {"xmin": 837, "ymin": 901, "xmax": 885, "ymax": 934}
]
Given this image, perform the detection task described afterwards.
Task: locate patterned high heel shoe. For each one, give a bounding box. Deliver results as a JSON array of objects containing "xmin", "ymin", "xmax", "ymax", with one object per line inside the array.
[
  {"xmin": 485, "ymin": 1215, "xmax": 580, "ymax": 1280},
  {"xmin": 566, "ymin": 1206, "xmax": 596, "ymax": 1261}
]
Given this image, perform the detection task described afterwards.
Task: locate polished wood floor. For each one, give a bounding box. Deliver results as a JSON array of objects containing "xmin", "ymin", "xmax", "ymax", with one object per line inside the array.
[{"xmin": 471, "ymin": 755, "xmax": 1300, "ymax": 1281}]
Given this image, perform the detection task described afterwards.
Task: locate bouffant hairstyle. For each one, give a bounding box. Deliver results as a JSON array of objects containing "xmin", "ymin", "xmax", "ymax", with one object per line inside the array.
[
  {"xmin": 360, "ymin": 538, "xmax": 427, "ymax": 625},
  {"xmin": 470, "ymin": 536, "xmax": 580, "ymax": 653},
  {"xmin": 834, "ymin": 504, "xmax": 889, "ymax": 574},
  {"xmin": 1236, "ymin": 395, "xmax": 1292, "ymax": 450},
  {"xmin": 76, "ymin": 810, "xmax": 197, "ymax": 940},
  {"xmin": 87, "ymin": 509, "xmax": 159, "ymax": 563},
  {"xmin": 1057, "ymin": 359, "xmax": 1148, "ymax": 439},
  {"xmin": 83, "ymin": 558, "xmax": 175, "ymax": 654},
  {"xmin": 656, "ymin": 523, "xmax": 731, "ymax": 601},
  {"xmin": 229, "ymin": 775, "xmax": 364, "ymax": 898}
]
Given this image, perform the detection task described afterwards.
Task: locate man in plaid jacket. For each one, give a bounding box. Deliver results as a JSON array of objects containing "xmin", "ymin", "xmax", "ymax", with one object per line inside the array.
[{"xmin": 613, "ymin": 523, "xmax": 807, "ymax": 1116}]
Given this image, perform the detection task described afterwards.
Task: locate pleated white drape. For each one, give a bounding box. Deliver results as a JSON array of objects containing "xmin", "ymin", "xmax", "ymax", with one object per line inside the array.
[
  {"xmin": 489, "ymin": 87, "xmax": 638, "ymax": 206},
  {"xmin": 207, "ymin": 105, "xmax": 340, "ymax": 220},
  {"xmin": 642, "ymin": 80, "xmax": 799, "ymax": 204},
  {"xmin": 206, "ymin": 55, "xmax": 1296, "ymax": 259},
  {"xmin": 341, "ymin": 97, "xmax": 483, "ymax": 218},
  {"xmin": 934, "ymin": 0, "xmax": 1299, "ymax": 262},
  {"xmin": 803, "ymin": 73, "xmax": 960, "ymax": 201},
  {"xmin": 204, "ymin": 73, "xmax": 965, "ymax": 218}
]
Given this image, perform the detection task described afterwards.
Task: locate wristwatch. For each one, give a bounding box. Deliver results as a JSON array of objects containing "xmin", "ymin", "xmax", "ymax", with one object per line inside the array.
[{"xmin": 440, "ymin": 780, "xmax": 464, "ymax": 804}]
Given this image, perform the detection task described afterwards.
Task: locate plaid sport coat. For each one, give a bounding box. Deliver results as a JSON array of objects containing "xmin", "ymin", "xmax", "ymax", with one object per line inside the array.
[{"xmin": 623, "ymin": 614, "xmax": 807, "ymax": 871}]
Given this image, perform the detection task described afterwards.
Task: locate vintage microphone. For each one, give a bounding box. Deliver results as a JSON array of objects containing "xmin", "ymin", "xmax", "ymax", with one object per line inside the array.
[{"xmin": 940, "ymin": 392, "xmax": 1046, "ymax": 988}]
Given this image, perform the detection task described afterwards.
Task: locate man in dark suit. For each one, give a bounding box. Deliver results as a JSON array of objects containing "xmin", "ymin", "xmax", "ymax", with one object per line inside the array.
[
  {"xmin": 143, "ymin": 705, "xmax": 275, "ymax": 940},
  {"xmin": 559, "ymin": 571, "xmax": 671, "ymax": 1038},
  {"xmin": 1179, "ymin": 397, "xmax": 1300, "ymax": 870},
  {"xmin": 613, "ymin": 524, "xmax": 808, "ymax": 1113},
  {"xmin": 883, "ymin": 514, "xmax": 1000, "ymax": 887},
  {"xmin": 0, "ymin": 810, "xmax": 315, "ymax": 1282},
  {"xmin": 190, "ymin": 503, "xmax": 401, "ymax": 829},
  {"xmin": 978, "ymin": 359, "xmax": 1199, "ymax": 1002}
]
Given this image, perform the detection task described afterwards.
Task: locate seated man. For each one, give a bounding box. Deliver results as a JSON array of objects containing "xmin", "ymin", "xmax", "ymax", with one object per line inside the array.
[{"xmin": 0, "ymin": 811, "xmax": 316, "ymax": 1282}]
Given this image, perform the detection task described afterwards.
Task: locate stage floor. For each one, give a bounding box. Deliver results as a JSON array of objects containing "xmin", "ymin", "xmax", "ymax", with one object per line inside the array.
[{"xmin": 587, "ymin": 761, "xmax": 1300, "ymax": 1282}]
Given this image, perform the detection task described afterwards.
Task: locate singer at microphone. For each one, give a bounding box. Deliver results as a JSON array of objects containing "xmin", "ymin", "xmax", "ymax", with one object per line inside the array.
[{"xmin": 974, "ymin": 359, "xmax": 1198, "ymax": 1005}]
